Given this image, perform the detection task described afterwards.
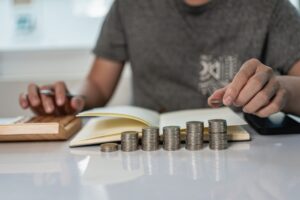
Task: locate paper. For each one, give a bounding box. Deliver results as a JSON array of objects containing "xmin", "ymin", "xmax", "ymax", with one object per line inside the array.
[
  {"xmin": 77, "ymin": 106, "xmax": 160, "ymax": 126},
  {"xmin": 72, "ymin": 117, "xmax": 146, "ymax": 141},
  {"xmin": 70, "ymin": 106, "xmax": 249, "ymax": 147},
  {"xmin": 160, "ymin": 107, "xmax": 247, "ymax": 128},
  {"xmin": 288, "ymin": 114, "xmax": 300, "ymax": 123},
  {"xmin": 0, "ymin": 116, "xmax": 25, "ymax": 125}
]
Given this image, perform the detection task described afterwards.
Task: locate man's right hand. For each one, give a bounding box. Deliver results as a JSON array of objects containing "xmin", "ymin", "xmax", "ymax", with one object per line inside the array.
[{"xmin": 19, "ymin": 81, "xmax": 85, "ymax": 116}]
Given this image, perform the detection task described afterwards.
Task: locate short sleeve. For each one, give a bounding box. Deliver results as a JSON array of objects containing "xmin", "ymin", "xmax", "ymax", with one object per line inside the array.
[
  {"xmin": 93, "ymin": 0, "xmax": 128, "ymax": 62},
  {"xmin": 264, "ymin": 0, "xmax": 300, "ymax": 75}
]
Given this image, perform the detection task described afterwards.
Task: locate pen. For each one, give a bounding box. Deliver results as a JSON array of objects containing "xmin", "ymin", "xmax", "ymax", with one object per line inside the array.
[{"xmin": 39, "ymin": 89, "xmax": 85, "ymax": 99}]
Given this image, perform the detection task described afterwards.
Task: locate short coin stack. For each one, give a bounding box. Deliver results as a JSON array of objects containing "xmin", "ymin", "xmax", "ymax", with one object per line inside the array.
[
  {"xmin": 141, "ymin": 127, "xmax": 160, "ymax": 151},
  {"xmin": 163, "ymin": 126, "xmax": 181, "ymax": 151},
  {"xmin": 185, "ymin": 121, "xmax": 204, "ymax": 151},
  {"xmin": 100, "ymin": 143, "xmax": 119, "ymax": 152},
  {"xmin": 208, "ymin": 119, "xmax": 228, "ymax": 150},
  {"xmin": 121, "ymin": 131, "xmax": 139, "ymax": 152}
]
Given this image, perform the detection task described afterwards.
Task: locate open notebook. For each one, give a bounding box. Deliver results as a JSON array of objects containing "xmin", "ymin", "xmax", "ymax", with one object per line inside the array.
[{"xmin": 69, "ymin": 106, "xmax": 250, "ymax": 147}]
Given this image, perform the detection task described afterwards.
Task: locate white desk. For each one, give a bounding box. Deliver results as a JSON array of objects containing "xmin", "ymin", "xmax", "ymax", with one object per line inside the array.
[{"xmin": 0, "ymin": 126, "xmax": 300, "ymax": 200}]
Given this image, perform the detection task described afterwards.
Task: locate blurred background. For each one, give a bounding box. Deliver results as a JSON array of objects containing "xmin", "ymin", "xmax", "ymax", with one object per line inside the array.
[{"xmin": 0, "ymin": 0, "xmax": 299, "ymax": 117}]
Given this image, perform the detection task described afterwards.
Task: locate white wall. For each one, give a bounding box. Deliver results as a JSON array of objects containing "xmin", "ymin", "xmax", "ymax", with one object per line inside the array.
[
  {"xmin": 0, "ymin": 0, "xmax": 299, "ymax": 116},
  {"xmin": 0, "ymin": 0, "xmax": 113, "ymax": 79},
  {"xmin": 0, "ymin": 49, "xmax": 92, "ymax": 80},
  {"xmin": 290, "ymin": 0, "xmax": 300, "ymax": 9},
  {"xmin": 0, "ymin": 65, "xmax": 132, "ymax": 117},
  {"xmin": 0, "ymin": 0, "xmax": 113, "ymax": 51},
  {"xmin": 0, "ymin": 0, "xmax": 133, "ymax": 117}
]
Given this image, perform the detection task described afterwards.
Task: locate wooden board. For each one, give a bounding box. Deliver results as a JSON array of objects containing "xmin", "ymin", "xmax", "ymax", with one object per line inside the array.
[{"xmin": 0, "ymin": 116, "xmax": 82, "ymax": 142}]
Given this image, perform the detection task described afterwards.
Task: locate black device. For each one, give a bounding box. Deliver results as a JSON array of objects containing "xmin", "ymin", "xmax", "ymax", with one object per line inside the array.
[{"xmin": 244, "ymin": 113, "xmax": 300, "ymax": 135}]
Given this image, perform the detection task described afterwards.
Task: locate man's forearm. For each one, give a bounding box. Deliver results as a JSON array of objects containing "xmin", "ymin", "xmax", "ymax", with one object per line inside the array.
[
  {"xmin": 79, "ymin": 79, "xmax": 110, "ymax": 110},
  {"xmin": 278, "ymin": 76, "xmax": 300, "ymax": 115},
  {"xmin": 76, "ymin": 57, "xmax": 124, "ymax": 111}
]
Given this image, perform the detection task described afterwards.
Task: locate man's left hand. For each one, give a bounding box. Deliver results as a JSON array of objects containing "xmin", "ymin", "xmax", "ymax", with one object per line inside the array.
[{"xmin": 208, "ymin": 58, "xmax": 289, "ymax": 118}]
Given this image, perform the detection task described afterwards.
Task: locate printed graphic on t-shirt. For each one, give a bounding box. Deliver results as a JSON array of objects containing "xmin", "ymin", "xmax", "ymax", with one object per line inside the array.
[{"xmin": 198, "ymin": 55, "xmax": 240, "ymax": 96}]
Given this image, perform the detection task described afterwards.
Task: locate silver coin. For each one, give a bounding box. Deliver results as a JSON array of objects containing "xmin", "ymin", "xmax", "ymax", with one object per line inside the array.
[
  {"xmin": 208, "ymin": 119, "xmax": 227, "ymax": 133},
  {"xmin": 100, "ymin": 143, "xmax": 119, "ymax": 152},
  {"xmin": 142, "ymin": 126, "xmax": 160, "ymax": 151},
  {"xmin": 209, "ymin": 119, "xmax": 228, "ymax": 150},
  {"xmin": 185, "ymin": 121, "xmax": 204, "ymax": 151},
  {"xmin": 121, "ymin": 131, "xmax": 139, "ymax": 152},
  {"xmin": 163, "ymin": 126, "xmax": 181, "ymax": 151}
]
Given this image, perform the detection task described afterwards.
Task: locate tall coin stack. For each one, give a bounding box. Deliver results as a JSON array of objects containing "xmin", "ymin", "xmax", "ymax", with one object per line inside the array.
[
  {"xmin": 208, "ymin": 119, "xmax": 228, "ymax": 150},
  {"xmin": 163, "ymin": 126, "xmax": 181, "ymax": 151},
  {"xmin": 185, "ymin": 121, "xmax": 204, "ymax": 151},
  {"xmin": 121, "ymin": 131, "xmax": 139, "ymax": 152},
  {"xmin": 142, "ymin": 127, "xmax": 160, "ymax": 151}
]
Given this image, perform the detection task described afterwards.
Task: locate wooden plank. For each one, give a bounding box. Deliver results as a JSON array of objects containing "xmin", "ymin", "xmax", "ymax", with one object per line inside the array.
[
  {"xmin": 0, "ymin": 123, "xmax": 59, "ymax": 135},
  {"xmin": 59, "ymin": 115, "xmax": 76, "ymax": 126},
  {"xmin": 0, "ymin": 116, "xmax": 82, "ymax": 142},
  {"xmin": 60, "ymin": 118, "xmax": 82, "ymax": 140}
]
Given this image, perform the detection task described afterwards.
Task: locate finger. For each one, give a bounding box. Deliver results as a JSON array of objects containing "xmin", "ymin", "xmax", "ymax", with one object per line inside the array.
[
  {"xmin": 70, "ymin": 96, "xmax": 85, "ymax": 113},
  {"xmin": 19, "ymin": 93, "xmax": 29, "ymax": 109},
  {"xmin": 243, "ymin": 78, "xmax": 280, "ymax": 114},
  {"xmin": 27, "ymin": 83, "xmax": 41, "ymax": 107},
  {"xmin": 30, "ymin": 106, "xmax": 47, "ymax": 116},
  {"xmin": 56, "ymin": 97, "xmax": 80, "ymax": 115},
  {"xmin": 27, "ymin": 84, "xmax": 47, "ymax": 115},
  {"xmin": 54, "ymin": 100, "xmax": 68, "ymax": 116},
  {"xmin": 223, "ymin": 59, "xmax": 261, "ymax": 106},
  {"xmin": 40, "ymin": 86, "xmax": 55, "ymax": 114},
  {"xmin": 254, "ymin": 88, "xmax": 287, "ymax": 118},
  {"xmin": 208, "ymin": 87, "xmax": 226, "ymax": 108},
  {"xmin": 64, "ymin": 101, "xmax": 75, "ymax": 114},
  {"xmin": 54, "ymin": 81, "xmax": 67, "ymax": 106},
  {"xmin": 28, "ymin": 100, "xmax": 46, "ymax": 116},
  {"xmin": 234, "ymin": 70, "xmax": 272, "ymax": 106},
  {"xmin": 41, "ymin": 94, "xmax": 55, "ymax": 114}
]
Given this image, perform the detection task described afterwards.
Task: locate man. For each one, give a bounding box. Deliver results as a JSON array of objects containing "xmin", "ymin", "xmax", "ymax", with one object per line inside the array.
[{"xmin": 19, "ymin": 0, "xmax": 300, "ymax": 117}]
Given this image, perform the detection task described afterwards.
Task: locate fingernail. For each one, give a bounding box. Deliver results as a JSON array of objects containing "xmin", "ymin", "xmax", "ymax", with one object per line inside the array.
[
  {"xmin": 57, "ymin": 98, "xmax": 63, "ymax": 106},
  {"xmin": 224, "ymin": 96, "xmax": 232, "ymax": 105},
  {"xmin": 21, "ymin": 101, "xmax": 27, "ymax": 107},
  {"xmin": 46, "ymin": 105, "xmax": 53, "ymax": 113}
]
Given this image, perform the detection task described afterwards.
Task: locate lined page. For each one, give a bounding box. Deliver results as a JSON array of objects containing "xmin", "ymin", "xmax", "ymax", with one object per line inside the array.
[
  {"xmin": 69, "ymin": 117, "xmax": 147, "ymax": 147},
  {"xmin": 77, "ymin": 106, "xmax": 160, "ymax": 126},
  {"xmin": 160, "ymin": 107, "xmax": 247, "ymax": 129}
]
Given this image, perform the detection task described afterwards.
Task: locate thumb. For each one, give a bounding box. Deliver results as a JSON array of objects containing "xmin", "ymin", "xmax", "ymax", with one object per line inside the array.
[
  {"xmin": 70, "ymin": 96, "xmax": 85, "ymax": 113},
  {"xmin": 208, "ymin": 87, "xmax": 227, "ymax": 108}
]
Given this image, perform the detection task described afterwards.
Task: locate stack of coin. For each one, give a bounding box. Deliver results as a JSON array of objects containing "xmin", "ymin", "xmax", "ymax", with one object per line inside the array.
[
  {"xmin": 121, "ymin": 131, "xmax": 139, "ymax": 152},
  {"xmin": 142, "ymin": 127, "xmax": 160, "ymax": 151},
  {"xmin": 163, "ymin": 126, "xmax": 181, "ymax": 151},
  {"xmin": 208, "ymin": 119, "xmax": 228, "ymax": 150},
  {"xmin": 100, "ymin": 143, "xmax": 119, "ymax": 152},
  {"xmin": 185, "ymin": 121, "xmax": 204, "ymax": 151}
]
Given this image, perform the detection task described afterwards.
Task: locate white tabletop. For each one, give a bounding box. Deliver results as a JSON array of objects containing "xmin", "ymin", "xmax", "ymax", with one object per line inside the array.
[{"xmin": 0, "ymin": 126, "xmax": 300, "ymax": 200}]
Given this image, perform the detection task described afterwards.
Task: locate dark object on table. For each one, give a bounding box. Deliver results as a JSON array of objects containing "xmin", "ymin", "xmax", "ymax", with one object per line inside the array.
[{"xmin": 244, "ymin": 113, "xmax": 300, "ymax": 135}]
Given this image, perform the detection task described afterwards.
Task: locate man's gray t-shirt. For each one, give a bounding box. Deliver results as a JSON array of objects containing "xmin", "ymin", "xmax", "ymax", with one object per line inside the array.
[{"xmin": 93, "ymin": 0, "xmax": 300, "ymax": 112}]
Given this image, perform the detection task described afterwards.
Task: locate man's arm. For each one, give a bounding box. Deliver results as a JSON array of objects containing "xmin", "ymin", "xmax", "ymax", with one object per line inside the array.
[
  {"xmin": 19, "ymin": 57, "xmax": 124, "ymax": 115},
  {"xmin": 79, "ymin": 57, "xmax": 125, "ymax": 110},
  {"xmin": 208, "ymin": 58, "xmax": 300, "ymax": 117},
  {"xmin": 277, "ymin": 61, "xmax": 300, "ymax": 115}
]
